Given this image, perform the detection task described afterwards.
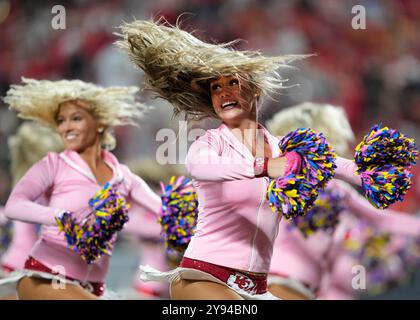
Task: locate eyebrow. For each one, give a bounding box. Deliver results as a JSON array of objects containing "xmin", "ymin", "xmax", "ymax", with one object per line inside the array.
[{"xmin": 57, "ymin": 111, "xmax": 83, "ymax": 118}]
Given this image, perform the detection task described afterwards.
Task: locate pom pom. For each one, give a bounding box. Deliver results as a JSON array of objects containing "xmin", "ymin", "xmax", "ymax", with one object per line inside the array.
[
  {"xmin": 287, "ymin": 189, "xmax": 345, "ymax": 237},
  {"xmin": 358, "ymin": 165, "xmax": 413, "ymax": 209},
  {"xmin": 343, "ymin": 223, "xmax": 406, "ymax": 295},
  {"xmin": 56, "ymin": 182, "xmax": 130, "ymax": 264},
  {"xmin": 355, "ymin": 124, "xmax": 418, "ymax": 168},
  {"xmin": 159, "ymin": 176, "xmax": 198, "ymax": 253},
  {"xmin": 278, "ymin": 128, "xmax": 337, "ymax": 188},
  {"xmin": 88, "ymin": 182, "xmax": 130, "ymax": 235},
  {"xmin": 55, "ymin": 210, "xmax": 83, "ymax": 254},
  {"xmin": 398, "ymin": 235, "xmax": 420, "ymax": 269},
  {"xmin": 268, "ymin": 128, "xmax": 337, "ymax": 218},
  {"xmin": 267, "ymin": 174, "xmax": 318, "ymax": 219},
  {"xmin": 354, "ymin": 124, "xmax": 418, "ymax": 209}
]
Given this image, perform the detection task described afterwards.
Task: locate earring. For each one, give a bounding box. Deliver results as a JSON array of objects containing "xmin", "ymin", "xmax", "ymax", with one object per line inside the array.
[{"xmin": 98, "ymin": 128, "xmax": 104, "ymax": 133}]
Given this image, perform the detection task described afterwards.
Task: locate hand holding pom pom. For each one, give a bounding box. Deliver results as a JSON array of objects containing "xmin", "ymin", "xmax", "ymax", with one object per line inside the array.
[
  {"xmin": 56, "ymin": 182, "xmax": 130, "ymax": 264},
  {"xmin": 267, "ymin": 128, "xmax": 337, "ymax": 219}
]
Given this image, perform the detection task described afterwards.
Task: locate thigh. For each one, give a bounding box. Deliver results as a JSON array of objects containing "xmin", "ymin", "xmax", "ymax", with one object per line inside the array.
[
  {"xmin": 17, "ymin": 276, "xmax": 98, "ymax": 300},
  {"xmin": 170, "ymin": 279, "xmax": 244, "ymax": 300},
  {"xmin": 268, "ymin": 284, "xmax": 309, "ymax": 300}
]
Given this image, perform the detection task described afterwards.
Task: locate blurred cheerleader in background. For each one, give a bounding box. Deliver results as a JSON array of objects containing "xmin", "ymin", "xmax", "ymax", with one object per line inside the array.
[
  {"xmin": 0, "ymin": 78, "xmax": 162, "ymax": 299},
  {"xmin": 266, "ymin": 102, "xmax": 419, "ymax": 300},
  {"xmin": 0, "ymin": 122, "xmax": 63, "ymax": 299},
  {"xmin": 120, "ymin": 158, "xmax": 187, "ymax": 299}
]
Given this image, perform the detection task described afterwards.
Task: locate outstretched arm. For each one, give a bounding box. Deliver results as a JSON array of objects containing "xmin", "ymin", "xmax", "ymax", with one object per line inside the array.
[{"xmin": 340, "ymin": 181, "xmax": 420, "ymax": 236}]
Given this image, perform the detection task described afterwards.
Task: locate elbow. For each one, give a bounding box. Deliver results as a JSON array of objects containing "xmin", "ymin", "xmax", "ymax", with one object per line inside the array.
[
  {"xmin": 4, "ymin": 200, "xmax": 16, "ymax": 220},
  {"xmin": 186, "ymin": 162, "xmax": 201, "ymax": 181}
]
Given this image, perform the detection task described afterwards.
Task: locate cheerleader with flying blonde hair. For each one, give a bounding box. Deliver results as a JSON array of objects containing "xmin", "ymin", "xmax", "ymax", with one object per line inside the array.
[
  {"xmin": 114, "ymin": 18, "xmax": 394, "ymax": 300},
  {"xmin": 0, "ymin": 78, "xmax": 162, "ymax": 299}
]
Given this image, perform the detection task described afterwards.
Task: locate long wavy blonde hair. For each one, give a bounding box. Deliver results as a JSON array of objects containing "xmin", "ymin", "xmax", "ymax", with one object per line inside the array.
[{"xmin": 115, "ymin": 17, "xmax": 309, "ymax": 120}]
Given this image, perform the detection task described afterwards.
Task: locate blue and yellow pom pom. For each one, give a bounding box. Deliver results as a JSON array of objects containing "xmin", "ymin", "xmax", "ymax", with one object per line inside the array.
[
  {"xmin": 159, "ymin": 176, "xmax": 198, "ymax": 253},
  {"xmin": 56, "ymin": 182, "xmax": 130, "ymax": 264},
  {"xmin": 268, "ymin": 128, "xmax": 337, "ymax": 219},
  {"xmin": 354, "ymin": 124, "xmax": 418, "ymax": 209},
  {"xmin": 287, "ymin": 189, "xmax": 345, "ymax": 237}
]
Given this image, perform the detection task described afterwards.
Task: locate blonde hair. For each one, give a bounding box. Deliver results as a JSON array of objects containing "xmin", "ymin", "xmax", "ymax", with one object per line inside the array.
[
  {"xmin": 266, "ymin": 102, "xmax": 355, "ymax": 156},
  {"xmin": 4, "ymin": 78, "xmax": 149, "ymax": 150},
  {"xmin": 8, "ymin": 121, "xmax": 64, "ymax": 186},
  {"xmin": 115, "ymin": 18, "xmax": 309, "ymax": 120}
]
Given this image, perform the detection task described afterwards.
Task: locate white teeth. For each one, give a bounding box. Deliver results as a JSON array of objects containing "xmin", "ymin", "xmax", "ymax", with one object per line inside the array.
[
  {"xmin": 222, "ymin": 101, "xmax": 238, "ymax": 108},
  {"xmin": 66, "ymin": 134, "xmax": 76, "ymax": 141}
]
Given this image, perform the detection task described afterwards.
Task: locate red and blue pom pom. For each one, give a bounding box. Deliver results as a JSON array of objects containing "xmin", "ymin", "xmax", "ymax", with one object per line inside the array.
[
  {"xmin": 159, "ymin": 176, "xmax": 198, "ymax": 253},
  {"xmin": 268, "ymin": 128, "xmax": 337, "ymax": 219},
  {"xmin": 287, "ymin": 189, "xmax": 345, "ymax": 237},
  {"xmin": 354, "ymin": 124, "xmax": 418, "ymax": 209}
]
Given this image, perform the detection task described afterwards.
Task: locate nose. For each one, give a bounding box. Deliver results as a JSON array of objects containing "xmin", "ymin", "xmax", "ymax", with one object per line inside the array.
[{"xmin": 219, "ymin": 88, "xmax": 231, "ymax": 99}]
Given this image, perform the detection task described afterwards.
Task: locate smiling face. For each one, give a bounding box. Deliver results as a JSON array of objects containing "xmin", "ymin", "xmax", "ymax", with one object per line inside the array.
[
  {"xmin": 210, "ymin": 75, "xmax": 257, "ymax": 124},
  {"xmin": 56, "ymin": 100, "xmax": 103, "ymax": 152}
]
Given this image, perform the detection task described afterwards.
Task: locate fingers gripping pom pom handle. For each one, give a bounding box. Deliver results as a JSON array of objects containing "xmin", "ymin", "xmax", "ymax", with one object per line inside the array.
[{"xmin": 267, "ymin": 128, "xmax": 337, "ymax": 219}]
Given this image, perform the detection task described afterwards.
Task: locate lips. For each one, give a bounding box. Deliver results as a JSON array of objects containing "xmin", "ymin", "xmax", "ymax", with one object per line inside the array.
[
  {"xmin": 221, "ymin": 101, "xmax": 239, "ymax": 110},
  {"xmin": 65, "ymin": 133, "xmax": 77, "ymax": 141}
]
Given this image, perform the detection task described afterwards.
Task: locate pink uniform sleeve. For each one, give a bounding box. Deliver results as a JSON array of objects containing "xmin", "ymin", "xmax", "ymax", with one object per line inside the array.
[
  {"xmin": 4, "ymin": 153, "xmax": 65, "ymax": 226},
  {"xmin": 123, "ymin": 207, "xmax": 161, "ymax": 240},
  {"xmin": 334, "ymin": 156, "xmax": 361, "ymax": 186},
  {"xmin": 0, "ymin": 221, "xmax": 38, "ymax": 269},
  {"xmin": 126, "ymin": 170, "xmax": 162, "ymax": 217},
  {"xmin": 340, "ymin": 181, "xmax": 420, "ymax": 236},
  {"xmin": 186, "ymin": 133, "xmax": 255, "ymax": 182}
]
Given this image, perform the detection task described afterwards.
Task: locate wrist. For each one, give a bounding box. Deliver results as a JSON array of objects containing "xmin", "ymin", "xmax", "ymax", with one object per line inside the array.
[
  {"xmin": 284, "ymin": 151, "xmax": 302, "ymax": 175},
  {"xmin": 254, "ymin": 157, "xmax": 269, "ymax": 177}
]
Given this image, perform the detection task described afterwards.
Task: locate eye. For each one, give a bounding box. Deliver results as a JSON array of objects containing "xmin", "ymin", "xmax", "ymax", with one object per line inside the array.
[
  {"xmin": 73, "ymin": 115, "xmax": 82, "ymax": 121},
  {"xmin": 56, "ymin": 118, "xmax": 64, "ymax": 125},
  {"xmin": 229, "ymin": 79, "xmax": 239, "ymax": 86},
  {"xmin": 211, "ymin": 83, "xmax": 221, "ymax": 91}
]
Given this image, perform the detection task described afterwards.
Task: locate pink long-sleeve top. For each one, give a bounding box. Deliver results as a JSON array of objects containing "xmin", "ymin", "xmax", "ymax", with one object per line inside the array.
[
  {"xmin": 1, "ymin": 195, "xmax": 46, "ymax": 271},
  {"xmin": 183, "ymin": 123, "xmax": 282, "ymax": 273},
  {"xmin": 4, "ymin": 149, "xmax": 161, "ymax": 283},
  {"xmin": 269, "ymin": 179, "xmax": 420, "ymax": 294},
  {"xmin": 122, "ymin": 206, "xmax": 162, "ymax": 241},
  {"xmin": 1, "ymin": 222, "xmax": 38, "ymax": 271}
]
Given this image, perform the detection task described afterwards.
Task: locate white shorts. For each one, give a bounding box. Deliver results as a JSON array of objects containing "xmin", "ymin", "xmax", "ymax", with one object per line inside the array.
[
  {"xmin": 139, "ymin": 265, "xmax": 279, "ymax": 300},
  {"xmin": 0, "ymin": 269, "xmax": 121, "ymax": 300},
  {"xmin": 268, "ymin": 274, "xmax": 317, "ymax": 300}
]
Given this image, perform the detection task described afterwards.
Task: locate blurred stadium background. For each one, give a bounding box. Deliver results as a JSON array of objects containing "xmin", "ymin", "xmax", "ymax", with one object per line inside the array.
[{"xmin": 0, "ymin": 0, "xmax": 419, "ymax": 299}]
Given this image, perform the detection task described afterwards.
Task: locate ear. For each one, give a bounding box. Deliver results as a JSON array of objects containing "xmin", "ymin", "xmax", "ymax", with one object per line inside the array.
[{"xmin": 97, "ymin": 124, "xmax": 106, "ymax": 133}]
